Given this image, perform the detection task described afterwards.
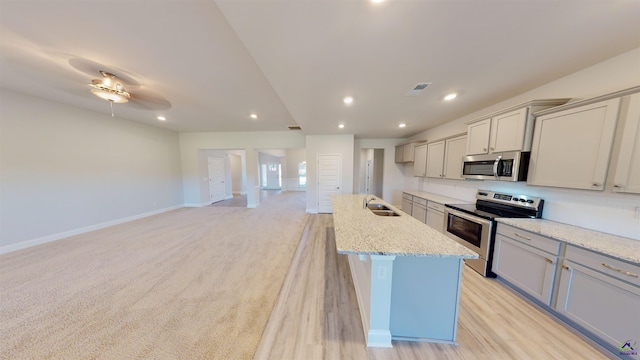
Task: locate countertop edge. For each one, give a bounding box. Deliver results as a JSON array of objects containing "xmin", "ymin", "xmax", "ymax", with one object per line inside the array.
[{"xmin": 402, "ymin": 190, "xmax": 469, "ymax": 205}]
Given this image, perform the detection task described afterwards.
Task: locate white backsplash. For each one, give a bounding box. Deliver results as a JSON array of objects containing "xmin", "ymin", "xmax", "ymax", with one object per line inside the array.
[{"xmin": 406, "ymin": 176, "xmax": 640, "ymax": 241}]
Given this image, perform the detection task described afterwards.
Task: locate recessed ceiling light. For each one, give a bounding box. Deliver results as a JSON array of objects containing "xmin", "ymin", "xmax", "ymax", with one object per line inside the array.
[
  {"xmin": 338, "ymin": 124, "xmax": 345, "ymax": 129},
  {"xmin": 399, "ymin": 123, "xmax": 406, "ymax": 128},
  {"xmin": 371, "ymin": 0, "xmax": 384, "ymax": 3},
  {"xmin": 343, "ymin": 96, "xmax": 354, "ymax": 105},
  {"xmin": 250, "ymin": 113, "xmax": 258, "ymax": 119},
  {"xmin": 157, "ymin": 116, "xmax": 166, "ymax": 121},
  {"xmin": 444, "ymin": 93, "xmax": 458, "ymax": 101}
]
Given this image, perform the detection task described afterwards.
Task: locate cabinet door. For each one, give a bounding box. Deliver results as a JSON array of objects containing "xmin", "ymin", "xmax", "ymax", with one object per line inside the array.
[
  {"xmin": 426, "ymin": 141, "xmax": 445, "ymax": 178},
  {"xmin": 527, "ymin": 98, "xmax": 620, "ymax": 190},
  {"xmin": 401, "ymin": 196, "xmax": 413, "ymax": 215},
  {"xmin": 426, "ymin": 208, "xmax": 444, "ymax": 233},
  {"xmin": 403, "ymin": 143, "xmax": 415, "ymax": 162},
  {"xmin": 443, "ymin": 135, "xmax": 466, "ymax": 180},
  {"xmin": 555, "ymin": 260, "xmax": 640, "ymax": 352},
  {"xmin": 492, "ymin": 234, "xmax": 557, "ymax": 305},
  {"xmin": 612, "ymin": 93, "xmax": 640, "ymax": 193},
  {"xmin": 413, "ymin": 144, "xmax": 428, "ymax": 177},
  {"xmin": 395, "ymin": 145, "xmax": 404, "ymax": 163},
  {"xmin": 411, "ymin": 203, "xmax": 427, "ymax": 223},
  {"xmin": 490, "ymin": 107, "xmax": 528, "ymax": 153},
  {"xmin": 466, "ymin": 119, "xmax": 491, "ymax": 155}
]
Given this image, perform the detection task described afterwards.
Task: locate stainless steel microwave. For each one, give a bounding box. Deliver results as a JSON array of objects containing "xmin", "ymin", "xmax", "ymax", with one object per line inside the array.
[{"xmin": 461, "ymin": 151, "xmax": 530, "ymax": 181}]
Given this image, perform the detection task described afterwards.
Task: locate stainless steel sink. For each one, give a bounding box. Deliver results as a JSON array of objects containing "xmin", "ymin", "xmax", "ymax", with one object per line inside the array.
[
  {"xmin": 367, "ymin": 203, "xmax": 392, "ymax": 211},
  {"xmin": 370, "ymin": 209, "xmax": 401, "ymax": 216}
]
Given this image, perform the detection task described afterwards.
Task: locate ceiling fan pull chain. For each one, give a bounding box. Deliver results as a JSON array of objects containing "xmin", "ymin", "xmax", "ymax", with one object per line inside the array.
[{"xmin": 110, "ymin": 100, "xmax": 114, "ymax": 117}]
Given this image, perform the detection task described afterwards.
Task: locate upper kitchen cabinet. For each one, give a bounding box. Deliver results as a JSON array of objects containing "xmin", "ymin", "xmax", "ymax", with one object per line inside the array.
[
  {"xmin": 443, "ymin": 135, "xmax": 466, "ymax": 180},
  {"xmin": 425, "ymin": 140, "xmax": 445, "ymax": 178},
  {"xmin": 395, "ymin": 141, "xmax": 425, "ymax": 163},
  {"xmin": 611, "ymin": 92, "xmax": 640, "ymax": 194},
  {"xmin": 466, "ymin": 99, "xmax": 570, "ymax": 156},
  {"xmin": 425, "ymin": 134, "xmax": 466, "ymax": 180},
  {"xmin": 528, "ymin": 87, "xmax": 640, "ymax": 191},
  {"xmin": 413, "ymin": 143, "xmax": 428, "ymax": 177}
]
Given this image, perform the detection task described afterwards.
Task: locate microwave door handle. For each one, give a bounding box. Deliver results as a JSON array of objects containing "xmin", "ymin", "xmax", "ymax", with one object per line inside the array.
[{"xmin": 493, "ymin": 156, "xmax": 502, "ymax": 180}]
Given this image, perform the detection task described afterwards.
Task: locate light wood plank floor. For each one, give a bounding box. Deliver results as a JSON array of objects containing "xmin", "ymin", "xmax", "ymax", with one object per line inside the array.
[{"xmin": 255, "ymin": 214, "xmax": 611, "ymax": 360}]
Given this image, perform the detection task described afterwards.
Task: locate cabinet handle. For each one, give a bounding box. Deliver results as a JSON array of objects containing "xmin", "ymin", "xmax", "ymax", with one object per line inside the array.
[
  {"xmin": 562, "ymin": 265, "xmax": 570, "ymax": 271},
  {"xmin": 545, "ymin": 258, "xmax": 553, "ymax": 264},
  {"xmin": 483, "ymin": 148, "xmax": 487, "ymax": 152},
  {"xmin": 613, "ymin": 184, "xmax": 623, "ymax": 188},
  {"xmin": 601, "ymin": 263, "xmax": 639, "ymax": 278},
  {"xmin": 592, "ymin": 183, "xmax": 602, "ymax": 187},
  {"xmin": 514, "ymin": 232, "xmax": 531, "ymax": 241},
  {"xmin": 490, "ymin": 147, "xmax": 494, "ymax": 151}
]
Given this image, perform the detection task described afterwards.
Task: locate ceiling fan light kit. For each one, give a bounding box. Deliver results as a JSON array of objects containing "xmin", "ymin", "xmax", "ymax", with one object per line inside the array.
[{"xmin": 89, "ymin": 71, "xmax": 131, "ymax": 104}]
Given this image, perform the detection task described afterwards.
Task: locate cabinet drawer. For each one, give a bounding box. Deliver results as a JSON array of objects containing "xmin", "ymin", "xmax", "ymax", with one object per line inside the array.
[
  {"xmin": 565, "ymin": 245, "xmax": 640, "ymax": 287},
  {"xmin": 402, "ymin": 193, "xmax": 413, "ymax": 201},
  {"xmin": 496, "ymin": 224, "xmax": 561, "ymax": 255},
  {"xmin": 413, "ymin": 197, "xmax": 427, "ymax": 206},
  {"xmin": 427, "ymin": 202, "xmax": 444, "ymax": 213}
]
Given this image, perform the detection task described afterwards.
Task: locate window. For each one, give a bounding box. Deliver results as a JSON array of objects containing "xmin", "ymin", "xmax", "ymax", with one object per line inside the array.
[{"xmin": 298, "ymin": 162, "xmax": 306, "ymax": 188}]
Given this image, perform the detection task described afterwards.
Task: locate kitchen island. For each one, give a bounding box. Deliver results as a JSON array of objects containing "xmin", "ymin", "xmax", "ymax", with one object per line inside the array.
[{"xmin": 332, "ymin": 194, "xmax": 478, "ymax": 348}]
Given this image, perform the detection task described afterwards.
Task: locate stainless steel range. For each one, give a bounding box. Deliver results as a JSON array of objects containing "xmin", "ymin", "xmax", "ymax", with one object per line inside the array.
[{"xmin": 444, "ymin": 190, "xmax": 544, "ymax": 277}]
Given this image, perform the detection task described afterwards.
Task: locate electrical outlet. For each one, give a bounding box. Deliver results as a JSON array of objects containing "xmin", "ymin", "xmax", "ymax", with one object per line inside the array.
[{"xmin": 377, "ymin": 265, "xmax": 387, "ymax": 279}]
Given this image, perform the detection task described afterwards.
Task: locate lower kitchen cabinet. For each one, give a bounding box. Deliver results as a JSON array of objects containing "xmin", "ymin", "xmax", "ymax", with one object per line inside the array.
[
  {"xmin": 555, "ymin": 245, "xmax": 640, "ymax": 355},
  {"xmin": 411, "ymin": 197, "xmax": 427, "ymax": 223},
  {"xmin": 425, "ymin": 202, "xmax": 444, "ymax": 233},
  {"xmin": 492, "ymin": 224, "xmax": 561, "ymax": 306},
  {"xmin": 401, "ymin": 193, "xmax": 413, "ymax": 215}
]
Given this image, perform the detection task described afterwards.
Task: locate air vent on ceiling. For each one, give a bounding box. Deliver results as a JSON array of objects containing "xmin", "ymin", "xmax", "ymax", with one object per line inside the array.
[
  {"xmin": 405, "ymin": 82, "xmax": 432, "ymax": 96},
  {"xmin": 288, "ymin": 125, "xmax": 302, "ymax": 130}
]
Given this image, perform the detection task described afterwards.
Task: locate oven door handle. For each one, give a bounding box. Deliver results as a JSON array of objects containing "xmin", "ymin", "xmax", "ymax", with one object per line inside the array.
[{"xmin": 446, "ymin": 208, "xmax": 491, "ymax": 226}]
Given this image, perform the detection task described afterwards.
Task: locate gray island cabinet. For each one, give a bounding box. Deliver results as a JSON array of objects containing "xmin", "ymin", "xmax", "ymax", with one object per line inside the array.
[{"xmin": 332, "ymin": 195, "xmax": 478, "ymax": 348}]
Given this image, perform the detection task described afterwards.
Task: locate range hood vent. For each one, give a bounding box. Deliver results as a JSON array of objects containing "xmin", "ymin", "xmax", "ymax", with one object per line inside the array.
[
  {"xmin": 405, "ymin": 82, "xmax": 432, "ymax": 96},
  {"xmin": 288, "ymin": 125, "xmax": 302, "ymax": 130}
]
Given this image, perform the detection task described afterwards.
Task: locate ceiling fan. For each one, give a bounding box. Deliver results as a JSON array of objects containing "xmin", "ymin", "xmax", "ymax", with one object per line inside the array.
[{"xmin": 68, "ymin": 58, "xmax": 172, "ymax": 116}]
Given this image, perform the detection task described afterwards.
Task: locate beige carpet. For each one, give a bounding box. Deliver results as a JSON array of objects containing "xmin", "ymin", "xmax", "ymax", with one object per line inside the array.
[{"xmin": 0, "ymin": 191, "xmax": 308, "ymax": 359}]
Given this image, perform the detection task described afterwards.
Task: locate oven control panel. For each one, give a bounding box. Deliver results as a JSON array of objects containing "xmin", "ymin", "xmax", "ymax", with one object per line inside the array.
[{"xmin": 477, "ymin": 190, "xmax": 542, "ymax": 209}]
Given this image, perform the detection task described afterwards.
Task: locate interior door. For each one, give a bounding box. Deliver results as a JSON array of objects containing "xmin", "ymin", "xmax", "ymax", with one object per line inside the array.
[
  {"xmin": 266, "ymin": 163, "xmax": 281, "ymax": 189},
  {"xmin": 318, "ymin": 154, "xmax": 342, "ymax": 213},
  {"xmin": 208, "ymin": 156, "xmax": 226, "ymax": 204}
]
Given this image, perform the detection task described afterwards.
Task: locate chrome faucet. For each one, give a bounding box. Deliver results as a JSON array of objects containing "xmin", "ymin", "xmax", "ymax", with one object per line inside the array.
[{"xmin": 363, "ymin": 195, "xmax": 375, "ymax": 209}]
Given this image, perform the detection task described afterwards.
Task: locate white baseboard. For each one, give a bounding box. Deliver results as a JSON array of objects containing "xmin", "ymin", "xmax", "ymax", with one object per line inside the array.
[
  {"xmin": 183, "ymin": 202, "xmax": 211, "ymax": 208},
  {"xmin": 306, "ymin": 209, "xmax": 319, "ymax": 214},
  {"xmin": 0, "ymin": 205, "xmax": 183, "ymax": 255}
]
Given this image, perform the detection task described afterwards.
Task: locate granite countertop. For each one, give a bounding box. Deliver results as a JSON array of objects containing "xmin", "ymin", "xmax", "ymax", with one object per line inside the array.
[
  {"xmin": 332, "ymin": 194, "xmax": 478, "ymax": 259},
  {"xmin": 402, "ymin": 190, "xmax": 468, "ymax": 205},
  {"xmin": 496, "ymin": 218, "xmax": 640, "ymax": 266}
]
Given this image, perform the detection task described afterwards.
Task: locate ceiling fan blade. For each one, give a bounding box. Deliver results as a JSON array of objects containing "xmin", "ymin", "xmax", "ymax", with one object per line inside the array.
[
  {"xmin": 68, "ymin": 57, "xmax": 140, "ymax": 88},
  {"xmin": 128, "ymin": 90, "xmax": 172, "ymax": 111}
]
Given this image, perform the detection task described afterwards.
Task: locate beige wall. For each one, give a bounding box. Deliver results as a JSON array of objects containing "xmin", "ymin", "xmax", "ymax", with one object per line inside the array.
[
  {"xmin": 0, "ymin": 89, "xmax": 184, "ymax": 252},
  {"xmin": 179, "ymin": 131, "xmax": 305, "ymax": 207}
]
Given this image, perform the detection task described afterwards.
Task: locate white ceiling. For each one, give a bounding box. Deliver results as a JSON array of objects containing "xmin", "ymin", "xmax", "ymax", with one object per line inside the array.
[{"xmin": 1, "ymin": 0, "xmax": 638, "ymax": 138}]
